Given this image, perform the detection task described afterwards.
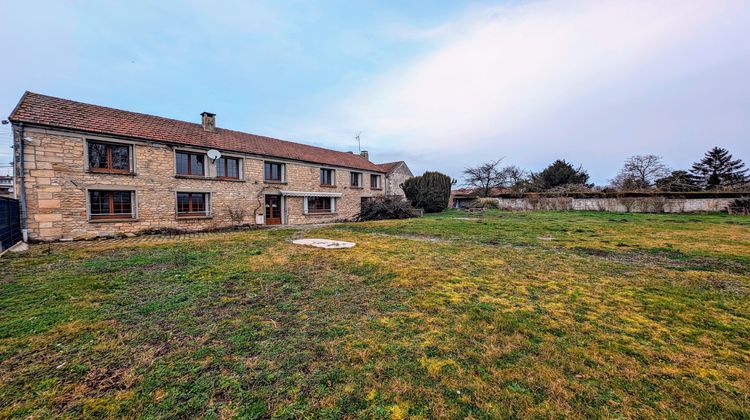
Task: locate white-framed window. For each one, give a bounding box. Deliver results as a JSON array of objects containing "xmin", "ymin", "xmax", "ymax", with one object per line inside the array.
[
  {"xmin": 86, "ymin": 140, "xmax": 134, "ymax": 174},
  {"xmin": 216, "ymin": 156, "xmax": 242, "ymax": 180},
  {"xmin": 320, "ymin": 168, "xmax": 335, "ymax": 186},
  {"xmin": 176, "ymin": 191, "xmax": 211, "ymax": 217},
  {"xmin": 370, "ymin": 174, "xmax": 382, "ymax": 189},
  {"xmin": 175, "ymin": 151, "xmax": 207, "ymax": 176},
  {"xmin": 88, "ymin": 189, "xmax": 136, "ymax": 220},
  {"xmin": 304, "ymin": 196, "xmax": 336, "ymax": 214},
  {"xmin": 264, "ymin": 161, "xmax": 286, "ymax": 182},
  {"xmin": 350, "ymin": 171, "xmax": 363, "ymax": 187}
]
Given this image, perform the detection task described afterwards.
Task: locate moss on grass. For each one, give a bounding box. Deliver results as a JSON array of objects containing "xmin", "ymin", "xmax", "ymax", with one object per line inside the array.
[{"xmin": 1, "ymin": 211, "xmax": 748, "ymax": 417}]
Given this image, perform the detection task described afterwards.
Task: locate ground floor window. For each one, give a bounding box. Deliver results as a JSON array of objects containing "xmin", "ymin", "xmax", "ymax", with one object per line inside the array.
[
  {"xmin": 89, "ymin": 190, "xmax": 134, "ymax": 219},
  {"xmin": 177, "ymin": 192, "xmax": 210, "ymax": 217},
  {"xmin": 305, "ymin": 196, "xmax": 335, "ymax": 214}
]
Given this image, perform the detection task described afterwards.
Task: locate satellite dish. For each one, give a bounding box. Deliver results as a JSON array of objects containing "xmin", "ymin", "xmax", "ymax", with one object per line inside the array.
[{"xmin": 207, "ymin": 149, "xmax": 222, "ymax": 161}]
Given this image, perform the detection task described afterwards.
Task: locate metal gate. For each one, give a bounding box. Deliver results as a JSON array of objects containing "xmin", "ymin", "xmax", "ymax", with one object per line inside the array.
[{"xmin": 0, "ymin": 197, "xmax": 22, "ymax": 251}]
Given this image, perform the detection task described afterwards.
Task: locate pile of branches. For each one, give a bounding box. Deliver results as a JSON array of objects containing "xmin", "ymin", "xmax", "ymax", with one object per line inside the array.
[{"xmin": 355, "ymin": 197, "xmax": 418, "ymax": 221}]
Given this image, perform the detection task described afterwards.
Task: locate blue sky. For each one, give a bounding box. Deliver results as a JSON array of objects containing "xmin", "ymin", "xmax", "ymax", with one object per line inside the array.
[{"xmin": 1, "ymin": 0, "xmax": 749, "ymax": 184}]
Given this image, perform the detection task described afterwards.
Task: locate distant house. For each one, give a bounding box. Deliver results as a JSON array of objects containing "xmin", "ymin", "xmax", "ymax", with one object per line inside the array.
[
  {"xmin": 0, "ymin": 175, "xmax": 13, "ymax": 197},
  {"xmin": 8, "ymin": 92, "xmax": 410, "ymax": 242},
  {"xmin": 376, "ymin": 161, "xmax": 413, "ymax": 197}
]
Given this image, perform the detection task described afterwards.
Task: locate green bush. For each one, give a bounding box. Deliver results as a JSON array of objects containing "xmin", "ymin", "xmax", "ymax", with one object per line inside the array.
[
  {"xmin": 402, "ymin": 171, "xmax": 453, "ymax": 213},
  {"xmin": 355, "ymin": 197, "xmax": 417, "ymax": 221}
]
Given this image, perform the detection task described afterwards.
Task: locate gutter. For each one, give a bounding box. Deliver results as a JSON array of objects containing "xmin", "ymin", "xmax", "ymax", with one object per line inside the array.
[{"xmin": 13, "ymin": 123, "xmax": 28, "ymax": 242}]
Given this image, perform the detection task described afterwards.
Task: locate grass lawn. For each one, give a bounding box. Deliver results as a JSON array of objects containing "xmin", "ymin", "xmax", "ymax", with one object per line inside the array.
[{"xmin": 1, "ymin": 210, "xmax": 749, "ymax": 418}]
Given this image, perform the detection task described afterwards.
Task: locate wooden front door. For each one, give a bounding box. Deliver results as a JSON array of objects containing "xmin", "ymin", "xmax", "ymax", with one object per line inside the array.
[{"xmin": 264, "ymin": 195, "xmax": 282, "ymax": 225}]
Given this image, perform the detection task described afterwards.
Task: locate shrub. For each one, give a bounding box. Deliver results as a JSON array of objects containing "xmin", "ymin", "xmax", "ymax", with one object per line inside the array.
[
  {"xmin": 226, "ymin": 205, "xmax": 247, "ymax": 228},
  {"xmin": 471, "ymin": 197, "xmax": 500, "ymax": 209},
  {"xmin": 730, "ymin": 197, "xmax": 750, "ymax": 210},
  {"xmin": 402, "ymin": 171, "xmax": 454, "ymax": 213},
  {"xmin": 355, "ymin": 197, "xmax": 417, "ymax": 221}
]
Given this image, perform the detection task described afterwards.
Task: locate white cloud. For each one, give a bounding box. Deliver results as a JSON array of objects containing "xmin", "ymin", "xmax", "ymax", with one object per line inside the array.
[{"xmin": 298, "ymin": 0, "xmax": 749, "ymax": 181}]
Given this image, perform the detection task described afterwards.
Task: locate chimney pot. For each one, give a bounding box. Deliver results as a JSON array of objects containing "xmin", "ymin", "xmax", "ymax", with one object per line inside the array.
[
  {"xmin": 360, "ymin": 150, "xmax": 369, "ymax": 161},
  {"xmin": 201, "ymin": 112, "xmax": 216, "ymax": 132}
]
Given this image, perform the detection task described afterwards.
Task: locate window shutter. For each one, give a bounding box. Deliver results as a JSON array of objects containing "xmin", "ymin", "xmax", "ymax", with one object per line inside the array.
[
  {"xmin": 331, "ymin": 197, "xmax": 336, "ymax": 212},
  {"xmin": 303, "ymin": 197, "xmax": 309, "ymax": 214}
]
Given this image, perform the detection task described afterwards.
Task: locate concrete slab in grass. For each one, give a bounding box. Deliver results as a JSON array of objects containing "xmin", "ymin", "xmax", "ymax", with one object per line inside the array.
[{"xmin": 292, "ymin": 238, "xmax": 356, "ymax": 249}]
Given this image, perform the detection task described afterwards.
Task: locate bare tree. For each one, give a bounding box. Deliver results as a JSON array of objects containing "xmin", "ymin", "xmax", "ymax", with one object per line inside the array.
[
  {"xmin": 502, "ymin": 165, "xmax": 529, "ymax": 192},
  {"xmin": 226, "ymin": 205, "xmax": 247, "ymax": 228},
  {"xmin": 462, "ymin": 159, "xmax": 508, "ymax": 197},
  {"xmin": 612, "ymin": 155, "xmax": 670, "ymax": 190}
]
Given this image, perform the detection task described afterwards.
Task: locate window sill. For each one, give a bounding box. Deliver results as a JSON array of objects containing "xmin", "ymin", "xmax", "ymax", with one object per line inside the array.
[
  {"xmin": 176, "ymin": 215, "xmax": 213, "ymax": 220},
  {"xmin": 87, "ymin": 170, "xmax": 136, "ymax": 176},
  {"xmin": 264, "ymin": 180, "xmax": 287, "ymax": 185},
  {"xmin": 370, "ymin": 188, "xmax": 383, "ymax": 191},
  {"xmin": 175, "ymin": 174, "xmax": 245, "ymax": 182},
  {"xmin": 175, "ymin": 174, "xmax": 209, "ymax": 180},
  {"xmin": 319, "ymin": 184, "xmax": 337, "ymax": 188},
  {"xmin": 304, "ymin": 212, "xmax": 337, "ymax": 216},
  {"xmin": 350, "ymin": 186, "xmax": 363, "ymax": 189},
  {"xmin": 89, "ymin": 217, "xmax": 137, "ymax": 223}
]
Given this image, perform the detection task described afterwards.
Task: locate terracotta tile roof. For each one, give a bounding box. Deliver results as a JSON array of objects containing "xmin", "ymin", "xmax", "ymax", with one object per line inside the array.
[
  {"xmin": 9, "ymin": 91, "xmax": 385, "ymax": 173},
  {"xmin": 375, "ymin": 161, "xmax": 403, "ymax": 173}
]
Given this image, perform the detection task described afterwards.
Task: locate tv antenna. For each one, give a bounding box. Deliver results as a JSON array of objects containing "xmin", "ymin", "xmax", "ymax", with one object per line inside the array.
[{"xmin": 355, "ymin": 131, "xmax": 363, "ymax": 153}]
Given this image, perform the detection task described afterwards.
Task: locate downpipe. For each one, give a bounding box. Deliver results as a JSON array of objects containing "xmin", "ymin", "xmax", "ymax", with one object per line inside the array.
[{"xmin": 14, "ymin": 123, "xmax": 28, "ymax": 242}]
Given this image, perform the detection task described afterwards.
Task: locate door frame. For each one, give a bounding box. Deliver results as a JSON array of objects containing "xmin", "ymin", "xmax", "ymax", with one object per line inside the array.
[{"xmin": 263, "ymin": 193, "xmax": 285, "ymax": 225}]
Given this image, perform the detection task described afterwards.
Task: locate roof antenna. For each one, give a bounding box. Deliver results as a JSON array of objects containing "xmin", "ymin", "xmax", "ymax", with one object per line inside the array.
[{"xmin": 355, "ymin": 131, "xmax": 362, "ymax": 153}]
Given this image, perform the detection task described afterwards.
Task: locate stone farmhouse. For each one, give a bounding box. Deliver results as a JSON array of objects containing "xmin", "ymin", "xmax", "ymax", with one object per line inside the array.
[
  {"xmin": 9, "ymin": 92, "xmax": 411, "ymax": 242},
  {"xmin": 376, "ymin": 161, "xmax": 413, "ymax": 197}
]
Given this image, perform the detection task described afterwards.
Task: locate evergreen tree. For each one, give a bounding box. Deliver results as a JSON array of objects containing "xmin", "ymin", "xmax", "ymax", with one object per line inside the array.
[
  {"xmin": 402, "ymin": 171, "xmax": 454, "ymax": 213},
  {"xmin": 690, "ymin": 147, "xmax": 748, "ymax": 189},
  {"xmin": 655, "ymin": 170, "xmax": 701, "ymax": 192},
  {"xmin": 530, "ymin": 160, "xmax": 591, "ymax": 191}
]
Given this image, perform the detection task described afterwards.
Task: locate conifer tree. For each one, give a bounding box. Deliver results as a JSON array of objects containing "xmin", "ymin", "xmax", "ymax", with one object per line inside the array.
[{"xmin": 690, "ymin": 147, "xmax": 747, "ymax": 189}]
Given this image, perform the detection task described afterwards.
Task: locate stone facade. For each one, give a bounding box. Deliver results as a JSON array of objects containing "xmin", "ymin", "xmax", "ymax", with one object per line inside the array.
[
  {"xmin": 17, "ymin": 128, "xmax": 385, "ymax": 241},
  {"xmin": 383, "ymin": 162, "xmax": 414, "ymax": 197}
]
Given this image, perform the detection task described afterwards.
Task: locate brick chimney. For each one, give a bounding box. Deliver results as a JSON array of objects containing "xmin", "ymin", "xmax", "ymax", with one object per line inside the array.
[
  {"xmin": 201, "ymin": 112, "xmax": 216, "ymax": 132},
  {"xmin": 360, "ymin": 150, "xmax": 369, "ymax": 161}
]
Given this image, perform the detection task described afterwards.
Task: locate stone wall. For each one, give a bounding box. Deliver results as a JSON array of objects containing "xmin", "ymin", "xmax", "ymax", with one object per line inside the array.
[
  {"xmin": 384, "ymin": 162, "xmax": 413, "ymax": 197},
  {"xmin": 17, "ymin": 128, "xmax": 385, "ymax": 241},
  {"xmin": 454, "ymin": 196, "xmax": 734, "ymax": 213}
]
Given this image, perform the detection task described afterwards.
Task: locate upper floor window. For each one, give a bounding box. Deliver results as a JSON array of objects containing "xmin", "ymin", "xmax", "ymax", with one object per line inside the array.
[
  {"xmin": 350, "ymin": 172, "xmax": 363, "ymax": 187},
  {"xmin": 176, "ymin": 151, "xmax": 205, "ymax": 176},
  {"xmin": 320, "ymin": 168, "xmax": 335, "ymax": 186},
  {"xmin": 176, "ymin": 192, "xmax": 210, "ymax": 217},
  {"xmin": 216, "ymin": 157, "xmax": 240, "ymax": 179},
  {"xmin": 89, "ymin": 190, "xmax": 134, "ymax": 220},
  {"xmin": 88, "ymin": 141, "xmax": 131, "ymax": 173},
  {"xmin": 370, "ymin": 174, "xmax": 382, "ymax": 189},
  {"xmin": 264, "ymin": 162, "xmax": 284, "ymax": 182}
]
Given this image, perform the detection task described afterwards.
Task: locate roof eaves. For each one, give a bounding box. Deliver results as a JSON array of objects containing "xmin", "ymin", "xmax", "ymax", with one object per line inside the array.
[
  {"xmin": 14, "ymin": 120, "xmax": 387, "ymax": 173},
  {"xmin": 7, "ymin": 90, "xmax": 31, "ymax": 122}
]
